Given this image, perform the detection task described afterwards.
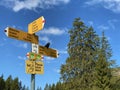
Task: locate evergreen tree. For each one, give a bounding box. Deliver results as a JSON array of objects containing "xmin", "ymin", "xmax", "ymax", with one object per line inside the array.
[
  {"xmin": 5, "ymin": 75, "xmax": 12, "ymax": 90},
  {"xmin": 19, "ymin": 81, "xmax": 22, "ymax": 90},
  {"xmin": 44, "ymin": 83, "xmax": 50, "ymax": 90},
  {"xmin": 55, "ymin": 82, "xmax": 63, "ymax": 90},
  {"xmin": 22, "ymin": 85, "xmax": 26, "ymax": 90},
  {"xmin": 11, "ymin": 77, "xmax": 20, "ymax": 90},
  {"xmin": 94, "ymin": 32, "xmax": 112, "ymax": 90},
  {"xmin": 51, "ymin": 83, "xmax": 55, "ymax": 90},
  {"xmin": 60, "ymin": 18, "xmax": 99, "ymax": 90},
  {"xmin": 0, "ymin": 75, "xmax": 5, "ymax": 90},
  {"xmin": 37, "ymin": 87, "xmax": 42, "ymax": 90}
]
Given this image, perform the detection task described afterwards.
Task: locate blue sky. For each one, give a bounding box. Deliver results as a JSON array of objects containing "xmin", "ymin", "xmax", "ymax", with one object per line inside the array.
[{"xmin": 0, "ymin": 0, "xmax": 120, "ymax": 89}]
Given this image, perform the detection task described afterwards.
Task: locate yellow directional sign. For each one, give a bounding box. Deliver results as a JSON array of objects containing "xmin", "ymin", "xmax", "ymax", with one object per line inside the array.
[
  {"xmin": 28, "ymin": 16, "xmax": 45, "ymax": 34},
  {"xmin": 26, "ymin": 60, "xmax": 35, "ymax": 74},
  {"xmin": 35, "ymin": 61, "xmax": 44, "ymax": 74},
  {"xmin": 26, "ymin": 60, "xmax": 44, "ymax": 74},
  {"xmin": 39, "ymin": 45, "xmax": 58, "ymax": 58},
  {"xmin": 5, "ymin": 27, "xmax": 38, "ymax": 44}
]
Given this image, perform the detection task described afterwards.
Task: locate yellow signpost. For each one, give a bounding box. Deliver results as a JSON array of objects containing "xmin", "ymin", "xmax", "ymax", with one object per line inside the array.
[
  {"xmin": 39, "ymin": 45, "xmax": 58, "ymax": 58},
  {"xmin": 26, "ymin": 60, "xmax": 35, "ymax": 74},
  {"xmin": 5, "ymin": 27, "xmax": 38, "ymax": 44},
  {"xmin": 28, "ymin": 16, "xmax": 45, "ymax": 34},
  {"xmin": 26, "ymin": 60, "xmax": 44, "ymax": 74},
  {"xmin": 35, "ymin": 61, "xmax": 44, "ymax": 74},
  {"xmin": 5, "ymin": 16, "xmax": 58, "ymax": 90}
]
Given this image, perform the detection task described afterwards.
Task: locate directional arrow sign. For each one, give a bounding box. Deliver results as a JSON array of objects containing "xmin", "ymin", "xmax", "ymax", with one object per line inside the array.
[
  {"xmin": 39, "ymin": 45, "xmax": 58, "ymax": 58},
  {"xmin": 5, "ymin": 27, "xmax": 38, "ymax": 44},
  {"xmin": 28, "ymin": 16, "xmax": 45, "ymax": 34},
  {"xmin": 26, "ymin": 60, "xmax": 44, "ymax": 74},
  {"xmin": 34, "ymin": 61, "xmax": 44, "ymax": 74},
  {"xmin": 26, "ymin": 60, "xmax": 35, "ymax": 74}
]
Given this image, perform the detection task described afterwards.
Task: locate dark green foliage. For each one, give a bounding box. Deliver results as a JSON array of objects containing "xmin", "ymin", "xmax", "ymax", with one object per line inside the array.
[
  {"xmin": 0, "ymin": 75, "xmax": 29, "ymax": 90},
  {"xmin": 5, "ymin": 75, "xmax": 12, "ymax": 90},
  {"xmin": 11, "ymin": 77, "xmax": 20, "ymax": 90},
  {"xmin": 94, "ymin": 32, "xmax": 112, "ymax": 90},
  {"xmin": 0, "ymin": 75, "xmax": 5, "ymax": 90},
  {"xmin": 43, "ymin": 18, "xmax": 117, "ymax": 90},
  {"xmin": 44, "ymin": 83, "xmax": 50, "ymax": 90},
  {"xmin": 60, "ymin": 18, "xmax": 99, "ymax": 90}
]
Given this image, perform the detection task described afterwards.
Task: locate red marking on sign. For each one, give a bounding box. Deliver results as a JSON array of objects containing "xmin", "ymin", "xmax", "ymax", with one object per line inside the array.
[{"xmin": 42, "ymin": 20, "xmax": 45, "ymax": 23}]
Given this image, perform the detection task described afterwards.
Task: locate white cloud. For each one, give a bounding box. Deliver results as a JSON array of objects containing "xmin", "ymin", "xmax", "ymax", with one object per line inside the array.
[
  {"xmin": 39, "ymin": 36, "xmax": 51, "ymax": 43},
  {"xmin": 45, "ymin": 57, "xmax": 55, "ymax": 60},
  {"xmin": 59, "ymin": 50, "xmax": 67, "ymax": 54},
  {"xmin": 88, "ymin": 21, "xmax": 94, "ymax": 26},
  {"xmin": 98, "ymin": 19, "xmax": 118, "ymax": 31},
  {"xmin": 53, "ymin": 68, "xmax": 60, "ymax": 73},
  {"xmin": 0, "ymin": 0, "xmax": 70, "ymax": 12},
  {"xmin": 98, "ymin": 25, "xmax": 109, "ymax": 30},
  {"xmin": 18, "ymin": 56, "xmax": 26, "ymax": 60},
  {"xmin": 18, "ymin": 43, "xmax": 28, "ymax": 49},
  {"xmin": 108, "ymin": 19, "xmax": 118, "ymax": 30},
  {"xmin": 44, "ymin": 57, "xmax": 55, "ymax": 64},
  {"xmin": 39, "ymin": 27, "xmax": 66, "ymax": 35},
  {"xmin": 85, "ymin": 0, "xmax": 120, "ymax": 13}
]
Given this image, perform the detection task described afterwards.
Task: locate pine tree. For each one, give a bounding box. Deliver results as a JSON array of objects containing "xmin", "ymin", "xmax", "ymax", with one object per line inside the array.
[
  {"xmin": 60, "ymin": 18, "xmax": 99, "ymax": 90},
  {"xmin": 5, "ymin": 75, "xmax": 12, "ymax": 90},
  {"xmin": 11, "ymin": 77, "xmax": 20, "ymax": 90},
  {"xmin": 22, "ymin": 85, "xmax": 26, "ymax": 90},
  {"xmin": 19, "ymin": 81, "xmax": 22, "ymax": 90},
  {"xmin": 55, "ymin": 82, "xmax": 63, "ymax": 90},
  {"xmin": 44, "ymin": 83, "xmax": 50, "ymax": 90},
  {"xmin": 51, "ymin": 83, "xmax": 55, "ymax": 90},
  {"xmin": 94, "ymin": 32, "xmax": 112, "ymax": 90},
  {"xmin": 0, "ymin": 75, "xmax": 5, "ymax": 90},
  {"xmin": 37, "ymin": 87, "xmax": 42, "ymax": 90}
]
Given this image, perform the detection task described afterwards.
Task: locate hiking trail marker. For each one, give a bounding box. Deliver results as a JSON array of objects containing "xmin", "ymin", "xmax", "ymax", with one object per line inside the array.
[
  {"xmin": 28, "ymin": 16, "xmax": 45, "ymax": 34},
  {"xmin": 4, "ymin": 16, "xmax": 59, "ymax": 90}
]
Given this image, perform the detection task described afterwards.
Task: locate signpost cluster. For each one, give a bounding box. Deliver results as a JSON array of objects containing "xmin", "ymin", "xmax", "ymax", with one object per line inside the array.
[{"xmin": 5, "ymin": 16, "xmax": 58, "ymax": 90}]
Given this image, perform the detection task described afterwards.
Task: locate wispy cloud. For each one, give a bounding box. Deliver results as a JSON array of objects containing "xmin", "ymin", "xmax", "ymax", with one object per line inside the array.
[
  {"xmin": 0, "ymin": 0, "xmax": 70, "ymax": 12},
  {"xmin": 53, "ymin": 68, "xmax": 60, "ymax": 73},
  {"xmin": 17, "ymin": 43, "xmax": 28, "ymax": 49},
  {"xmin": 98, "ymin": 25, "xmax": 109, "ymax": 31},
  {"xmin": 108, "ymin": 19, "xmax": 118, "ymax": 30},
  {"xmin": 39, "ymin": 36, "xmax": 51, "ymax": 43},
  {"xmin": 98, "ymin": 19, "xmax": 118, "ymax": 31},
  {"xmin": 18, "ymin": 56, "xmax": 26, "ymax": 60},
  {"xmin": 44, "ymin": 57, "xmax": 56, "ymax": 64},
  {"xmin": 39, "ymin": 27, "xmax": 66, "ymax": 35},
  {"xmin": 45, "ymin": 57, "xmax": 55, "ymax": 60},
  {"xmin": 85, "ymin": 0, "xmax": 120, "ymax": 13},
  {"xmin": 88, "ymin": 21, "xmax": 94, "ymax": 26},
  {"xmin": 59, "ymin": 50, "xmax": 67, "ymax": 54}
]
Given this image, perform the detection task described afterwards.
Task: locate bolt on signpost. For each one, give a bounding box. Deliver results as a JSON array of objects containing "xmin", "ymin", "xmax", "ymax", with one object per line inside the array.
[{"xmin": 5, "ymin": 16, "xmax": 59, "ymax": 90}]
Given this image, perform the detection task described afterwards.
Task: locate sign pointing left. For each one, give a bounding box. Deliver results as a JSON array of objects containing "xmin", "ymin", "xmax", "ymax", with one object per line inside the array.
[{"xmin": 5, "ymin": 27, "xmax": 39, "ymax": 44}]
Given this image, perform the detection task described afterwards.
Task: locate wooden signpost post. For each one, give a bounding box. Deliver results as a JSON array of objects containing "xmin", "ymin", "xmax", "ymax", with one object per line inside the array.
[{"xmin": 4, "ymin": 16, "xmax": 59, "ymax": 90}]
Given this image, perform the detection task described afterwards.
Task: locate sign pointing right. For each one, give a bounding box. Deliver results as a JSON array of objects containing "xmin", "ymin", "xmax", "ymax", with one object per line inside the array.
[
  {"xmin": 39, "ymin": 45, "xmax": 59, "ymax": 58},
  {"xmin": 28, "ymin": 16, "xmax": 45, "ymax": 34}
]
